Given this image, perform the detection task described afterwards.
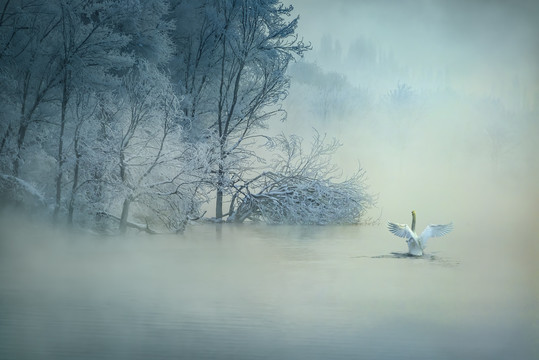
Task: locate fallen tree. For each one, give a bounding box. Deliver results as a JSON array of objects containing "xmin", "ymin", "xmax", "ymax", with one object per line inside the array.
[{"xmin": 227, "ymin": 132, "xmax": 375, "ymax": 224}]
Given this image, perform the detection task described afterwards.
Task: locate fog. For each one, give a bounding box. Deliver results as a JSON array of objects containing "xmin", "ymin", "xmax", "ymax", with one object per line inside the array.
[
  {"xmin": 292, "ymin": 0, "xmax": 539, "ymax": 99},
  {"xmin": 280, "ymin": 0, "xmax": 539, "ymax": 223},
  {"xmin": 1, "ymin": 1, "xmax": 538, "ymax": 359}
]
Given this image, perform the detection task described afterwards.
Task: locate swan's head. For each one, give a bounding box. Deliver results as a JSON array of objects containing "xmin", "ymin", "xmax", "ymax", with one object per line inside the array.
[{"xmin": 411, "ymin": 210, "xmax": 416, "ymax": 216}]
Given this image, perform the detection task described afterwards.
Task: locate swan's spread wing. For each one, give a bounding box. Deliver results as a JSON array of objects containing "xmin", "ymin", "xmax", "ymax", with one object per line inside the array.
[
  {"xmin": 387, "ymin": 222, "xmax": 414, "ymax": 239},
  {"xmin": 420, "ymin": 223, "xmax": 453, "ymax": 240}
]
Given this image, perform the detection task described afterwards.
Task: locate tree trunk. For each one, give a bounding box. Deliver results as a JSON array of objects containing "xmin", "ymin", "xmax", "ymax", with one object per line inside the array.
[
  {"xmin": 120, "ymin": 147, "xmax": 127, "ymax": 181},
  {"xmin": 119, "ymin": 197, "xmax": 131, "ymax": 233},
  {"xmin": 119, "ymin": 135, "xmax": 130, "ymax": 232},
  {"xmin": 215, "ymin": 160, "xmax": 224, "ymax": 219},
  {"xmin": 13, "ymin": 121, "xmax": 28, "ymax": 177},
  {"xmin": 216, "ymin": 188, "xmax": 223, "ymax": 220},
  {"xmin": 53, "ymin": 70, "xmax": 69, "ymax": 222},
  {"xmin": 67, "ymin": 146, "xmax": 80, "ymax": 226},
  {"xmin": 0, "ymin": 123, "xmax": 12, "ymax": 155},
  {"xmin": 53, "ymin": 115, "xmax": 66, "ymax": 221}
]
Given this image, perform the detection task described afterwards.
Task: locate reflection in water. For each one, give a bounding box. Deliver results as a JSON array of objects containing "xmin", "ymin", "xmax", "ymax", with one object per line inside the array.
[
  {"xmin": 0, "ymin": 216, "xmax": 537, "ymax": 360},
  {"xmin": 361, "ymin": 252, "xmax": 460, "ymax": 267}
]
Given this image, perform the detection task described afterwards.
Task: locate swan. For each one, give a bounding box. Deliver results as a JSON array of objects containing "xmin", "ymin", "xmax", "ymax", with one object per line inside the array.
[{"xmin": 387, "ymin": 210, "xmax": 453, "ymax": 256}]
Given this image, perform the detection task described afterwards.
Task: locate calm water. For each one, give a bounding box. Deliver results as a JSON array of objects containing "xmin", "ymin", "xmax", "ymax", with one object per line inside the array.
[{"xmin": 0, "ymin": 215, "xmax": 537, "ymax": 360}]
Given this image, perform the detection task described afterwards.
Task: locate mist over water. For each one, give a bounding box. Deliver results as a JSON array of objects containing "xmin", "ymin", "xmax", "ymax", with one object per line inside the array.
[
  {"xmin": 1, "ymin": 0, "xmax": 538, "ymax": 359},
  {"xmin": 0, "ymin": 211, "xmax": 537, "ymax": 359}
]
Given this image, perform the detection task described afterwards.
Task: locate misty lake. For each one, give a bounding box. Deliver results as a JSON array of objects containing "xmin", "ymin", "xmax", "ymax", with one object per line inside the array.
[
  {"xmin": 2, "ymin": 0, "xmax": 538, "ymax": 358},
  {"xmin": 0, "ymin": 211, "xmax": 536, "ymax": 360}
]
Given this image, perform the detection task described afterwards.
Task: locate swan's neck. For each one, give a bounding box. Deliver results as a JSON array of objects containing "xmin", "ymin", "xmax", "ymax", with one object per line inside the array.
[{"xmin": 411, "ymin": 212, "xmax": 416, "ymax": 232}]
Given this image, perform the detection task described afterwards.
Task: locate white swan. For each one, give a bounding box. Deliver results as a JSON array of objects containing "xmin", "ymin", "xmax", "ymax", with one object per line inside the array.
[{"xmin": 387, "ymin": 210, "xmax": 453, "ymax": 256}]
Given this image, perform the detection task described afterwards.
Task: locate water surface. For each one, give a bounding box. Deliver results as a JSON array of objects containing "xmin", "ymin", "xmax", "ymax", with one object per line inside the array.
[{"xmin": 0, "ymin": 215, "xmax": 536, "ymax": 360}]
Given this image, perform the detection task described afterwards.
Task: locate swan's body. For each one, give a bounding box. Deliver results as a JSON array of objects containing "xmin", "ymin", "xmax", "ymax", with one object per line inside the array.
[{"xmin": 387, "ymin": 210, "xmax": 453, "ymax": 256}]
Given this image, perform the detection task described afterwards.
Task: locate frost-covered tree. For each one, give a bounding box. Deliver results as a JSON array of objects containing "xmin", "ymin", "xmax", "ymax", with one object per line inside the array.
[
  {"xmin": 103, "ymin": 63, "xmax": 212, "ymax": 233},
  {"xmin": 227, "ymin": 132, "xmax": 374, "ymax": 224},
  {"xmin": 52, "ymin": 0, "xmax": 133, "ymax": 221},
  {"xmin": 170, "ymin": 0, "xmax": 310, "ymax": 219},
  {"xmin": 0, "ymin": 0, "xmax": 214, "ymax": 231},
  {"xmin": 169, "ymin": 0, "xmax": 221, "ymax": 129},
  {"xmin": 0, "ymin": 0, "xmax": 63, "ymax": 176},
  {"xmin": 0, "ymin": 0, "xmax": 132, "ymax": 208},
  {"xmin": 1, "ymin": 0, "xmax": 339, "ymax": 231},
  {"xmin": 65, "ymin": 88, "xmax": 99, "ymax": 226},
  {"xmin": 116, "ymin": 0, "xmax": 174, "ymax": 65}
]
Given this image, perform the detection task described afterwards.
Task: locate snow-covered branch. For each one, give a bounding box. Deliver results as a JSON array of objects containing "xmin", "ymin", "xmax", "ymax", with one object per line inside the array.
[{"xmin": 228, "ymin": 132, "xmax": 374, "ymax": 225}]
